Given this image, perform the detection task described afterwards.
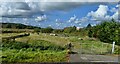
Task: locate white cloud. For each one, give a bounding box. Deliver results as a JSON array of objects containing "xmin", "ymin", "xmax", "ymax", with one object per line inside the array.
[
  {"xmin": 104, "ymin": 15, "xmax": 111, "ymax": 20},
  {"xmin": 65, "ymin": 4, "xmax": 118, "ymax": 27},
  {"xmin": 112, "ymin": 11, "xmax": 118, "ymax": 20},
  {"xmin": 48, "ymin": 24, "xmax": 52, "ymax": 27},
  {"xmin": 80, "ymin": 17, "xmax": 89, "ymax": 22},
  {"xmin": 67, "ymin": 15, "xmax": 82, "ymax": 24},
  {"xmin": 55, "ymin": 19, "xmax": 60, "ymax": 22},
  {"xmin": 86, "ymin": 4, "xmax": 119, "ymax": 21},
  {"xmin": 35, "ymin": 15, "xmax": 47, "ymax": 22},
  {"xmin": 67, "ymin": 15, "xmax": 89, "ymax": 25},
  {"xmin": 74, "ymin": 17, "xmax": 89, "ymax": 24},
  {"xmin": 110, "ymin": 5, "xmax": 119, "ymax": 20},
  {"xmin": 68, "ymin": 15, "xmax": 76, "ymax": 22},
  {"xmin": 110, "ymin": 8, "xmax": 117, "ymax": 12},
  {"xmin": 55, "ymin": 19, "xmax": 63, "ymax": 24},
  {"xmin": 87, "ymin": 5, "xmax": 108, "ymax": 21},
  {"xmin": 74, "ymin": 19, "xmax": 80, "ymax": 24},
  {"xmin": 116, "ymin": 4, "xmax": 120, "ymax": 8}
]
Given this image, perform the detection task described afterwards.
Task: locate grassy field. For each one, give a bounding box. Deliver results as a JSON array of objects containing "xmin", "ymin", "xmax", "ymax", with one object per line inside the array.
[
  {"xmin": 1, "ymin": 29, "xmax": 120, "ymax": 62},
  {"xmin": 16, "ymin": 33, "xmax": 69, "ymax": 46},
  {"xmin": 2, "ymin": 49, "xmax": 67, "ymax": 62},
  {"xmin": 2, "ymin": 32, "xmax": 120, "ymax": 54},
  {"xmin": 2, "ymin": 40, "xmax": 67, "ymax": 62}
]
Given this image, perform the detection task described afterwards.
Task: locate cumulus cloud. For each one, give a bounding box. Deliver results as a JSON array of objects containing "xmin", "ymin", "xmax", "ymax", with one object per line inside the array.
[
  {"xmin": 66, "ymin": 4, "xmax": 119, "ymax": 27},
  {"xmin": 87, "ymin": 5, "xmax": 108, "ymax": 21},
  {"xmin": 87, "ymin": 4, "xmax": 119, "ymax": 21}
]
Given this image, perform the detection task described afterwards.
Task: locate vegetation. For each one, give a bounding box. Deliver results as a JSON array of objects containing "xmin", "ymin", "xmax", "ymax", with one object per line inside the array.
[
  {"xmin": 2, "ymin": 40, "xmax": 67, "ymax": 62},
  {"xmin": 40, "ymin": 27, "xmax": 53, "ymax": 33},
  {"xmin": 88, "ymin": 20, "xmax": 120, "ymax": 45},
  {"xmin": 1, "ymin": 19, "xmax": 120, "ymax": 62},
  {"xmin": 1, "ymin": 23, "xmax": 41, "ymax": 29},
  {"xmin": 63, "ymin": 26, "xmax": 76, "ymax": 33}
]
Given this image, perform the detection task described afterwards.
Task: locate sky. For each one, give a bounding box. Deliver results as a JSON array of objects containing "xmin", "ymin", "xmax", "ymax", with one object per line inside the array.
[{"xmin": 0, "ymin": 1, "xmax": 120, "ymax": 29}]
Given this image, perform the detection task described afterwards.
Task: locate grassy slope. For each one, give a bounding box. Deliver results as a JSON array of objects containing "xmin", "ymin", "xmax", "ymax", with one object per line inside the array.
[
  {"xmin": 2, "ymin": 32, "xmax": 119, "ymax": 55},
  {"xmin": 16, "ymin": 33, "xmax": 70, "ymax": 46},
  {"xmin": 1, "ymin": 30, "xmax": 69, "ymax": 62}
]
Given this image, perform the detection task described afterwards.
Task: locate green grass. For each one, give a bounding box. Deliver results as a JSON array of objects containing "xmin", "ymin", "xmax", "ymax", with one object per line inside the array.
[
  {"xmin": 1, "ymin": 32, "xmax": 120, "ymax": 55},
  {"xmin": 2, "ymin": 40, "xmax": 65, "ymax": 51},
  {"xmin": 2, "ymin": 49, "xmax": 67, "ymax": 62},
  {"xmin": 16, "ymin": 33, "xmax": 70, "ymax": 46},
  {"xmin": 2, "ymin": 40, "xmax": 67, "ymax": 62},
  {"xmin": 68, "ymin": 36, "xmax": 120, "ymax": 55}
]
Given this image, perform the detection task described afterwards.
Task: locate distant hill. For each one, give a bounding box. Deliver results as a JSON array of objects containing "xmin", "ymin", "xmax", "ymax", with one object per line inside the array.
[{"xmin": 1, "ymin": 23, "xmax": 41, "ymax": 29}]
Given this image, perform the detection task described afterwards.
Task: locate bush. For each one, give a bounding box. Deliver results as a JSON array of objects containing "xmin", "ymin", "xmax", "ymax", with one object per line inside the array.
[
  {"xmin": 88, "ymin": 20, "xmax": 120, "ymax": 45},
  {"xmin": 40, "ymin": 27, "xmax": 53, "ymax": 33}
]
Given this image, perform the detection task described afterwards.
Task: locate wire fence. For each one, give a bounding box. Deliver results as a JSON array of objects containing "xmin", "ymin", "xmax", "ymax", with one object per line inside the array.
[{"xmin": 77, "ymin": 43, "xmax": 113, "ymax": 55}]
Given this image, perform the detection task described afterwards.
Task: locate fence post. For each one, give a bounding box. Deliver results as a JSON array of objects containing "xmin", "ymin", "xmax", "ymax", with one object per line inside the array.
[{"xmin": 112, "ymin": 41, "xmax": 115, "ymax": 54}]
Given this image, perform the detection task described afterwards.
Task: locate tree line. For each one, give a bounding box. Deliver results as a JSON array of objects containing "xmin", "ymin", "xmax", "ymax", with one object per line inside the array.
[{"xmin": 88, "ymin": 19, "xmax": 120, "ymax": 45}]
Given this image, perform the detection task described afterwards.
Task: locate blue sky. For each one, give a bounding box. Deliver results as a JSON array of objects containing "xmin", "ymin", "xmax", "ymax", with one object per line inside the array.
[{"xmin": 1, "ymin": 2, "xmax": 119, "ymax": 29}]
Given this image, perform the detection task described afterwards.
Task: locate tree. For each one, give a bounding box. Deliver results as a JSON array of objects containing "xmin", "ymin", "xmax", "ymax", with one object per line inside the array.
[
  {"xmin": 88, "ymin": 19, "xmax": 120, "ymax": 45},
  {"xmin": 6, "ymin": 24, "xmax": 12, "ymax": 28},
  {"xmin": 53, "ymin": 29, "xmax": 63, "ymax": 33},
  {"xmin": 88, "ymin": 28, "xmax": 93, "ymax": 38},
  {"xmin": 34, "ymin": 28, "xmax": 40, "ymax": 33},
  {"xmin": 41, "ymin": 27, "xmax": 53, "ymax": 33},
  {"xmin": 111, "ymin": 18, "xmax": 115, "ymax": 22},
  {"xmin": 86, "ymin": 23, "xmax": 92, "ymax": 28},
  {"xmin": 63, "ymin": 26, "xmax": 76, "ymax": 33}
]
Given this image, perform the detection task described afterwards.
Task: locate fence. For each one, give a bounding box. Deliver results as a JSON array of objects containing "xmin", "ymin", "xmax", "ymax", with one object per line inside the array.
[{"xmin": 77, "ymin": 43, "xmax": 113, "ymax": 55}]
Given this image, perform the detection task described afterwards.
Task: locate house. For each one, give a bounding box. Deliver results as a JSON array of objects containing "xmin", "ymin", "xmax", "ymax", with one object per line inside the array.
[{"xmin": 76, "ymin": 27, "xmax": 80, "ymax": 30}]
